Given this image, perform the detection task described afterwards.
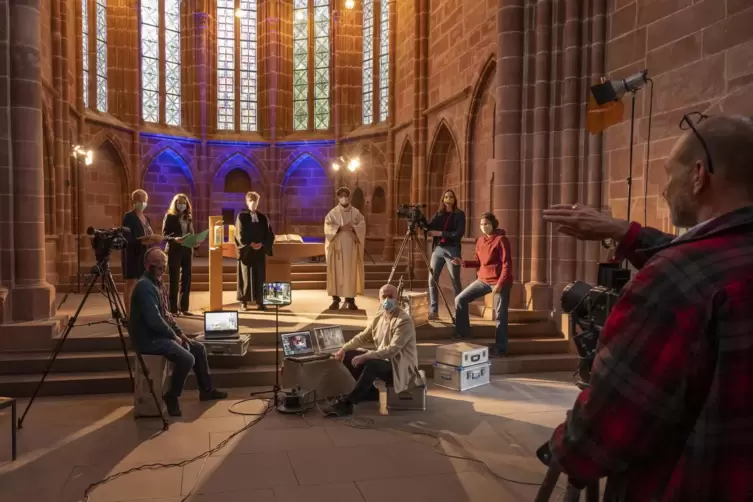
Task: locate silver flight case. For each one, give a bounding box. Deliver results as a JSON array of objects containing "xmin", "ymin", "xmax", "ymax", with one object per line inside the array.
[
  {"xmin": 195, "ymin": 334, "xmax": 250, "ymax": 356},
  {"xmin": 435, "ymin": 342, "xmax": 489, "ymax": 368}
]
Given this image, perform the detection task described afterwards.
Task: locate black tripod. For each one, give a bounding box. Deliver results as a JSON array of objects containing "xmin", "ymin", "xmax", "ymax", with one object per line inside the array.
[
  {"xmin": 17, "ymin": 257, "xmax": 169, "ymax": 431},
  {"xmin": 388, "ymin": 222, "xmax": 456, "ymax": 324}
]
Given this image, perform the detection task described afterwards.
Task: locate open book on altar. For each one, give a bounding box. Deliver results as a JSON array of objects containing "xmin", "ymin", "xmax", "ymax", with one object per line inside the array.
[{"xmin": 274, "ymin": 234, "xmax": 304, "ymax": 243}]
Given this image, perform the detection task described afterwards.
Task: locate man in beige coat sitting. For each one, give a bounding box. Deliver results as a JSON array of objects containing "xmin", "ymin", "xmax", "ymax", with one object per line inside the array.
[{"xmin": 325, "ymin": 284, "xmax": 425, "ymax": 417}]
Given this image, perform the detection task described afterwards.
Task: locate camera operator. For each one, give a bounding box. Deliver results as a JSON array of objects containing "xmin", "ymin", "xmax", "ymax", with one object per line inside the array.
[
  {"xmin": 542, "ymin": 114, "xmax": 753, "ymax": 501},
  {"xmin": 425, "ymin": 189, "xmax": 465, "ymax": 320}
]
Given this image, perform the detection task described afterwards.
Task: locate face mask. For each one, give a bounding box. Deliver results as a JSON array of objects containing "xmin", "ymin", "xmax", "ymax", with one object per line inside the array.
[
  {"xmin": 443, "ymin": 196, "xmax": 455, "ymax": 204},
  {"xmin": 135, "ymin": 202, "xmax": 147, "ymax": 211},
  {"xmin": 339, "ymin": 197, "xmax": 349, "ymax": 206},
  {"xmin": 382, "ymin": 298, "xmax": 397, "ymax": 312},
  {"xmin": 176, "ymin": 203, "xmax": 186, "ymax": 212},
  {"xmin": 480, "ymin": 223, "xmax": 492, "ymax": 235}
]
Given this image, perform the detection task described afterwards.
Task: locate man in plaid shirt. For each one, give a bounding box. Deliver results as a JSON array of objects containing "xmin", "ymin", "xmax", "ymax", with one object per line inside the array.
[
  {"xmin": 542, "ymin": 114, "xmax": 753, "ymax": 501},
  {"xmin": 129, "ymin": 248, "xmax": 227, "ymax": 417}
]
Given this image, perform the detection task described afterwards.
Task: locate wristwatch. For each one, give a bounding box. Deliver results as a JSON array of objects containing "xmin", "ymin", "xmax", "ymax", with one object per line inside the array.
[{"xmin": 601, "ymin": 237, "xmax": 617, "ymax": 249}]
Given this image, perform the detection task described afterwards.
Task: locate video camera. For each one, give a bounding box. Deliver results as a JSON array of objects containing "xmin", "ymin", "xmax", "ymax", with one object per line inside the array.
[
  {"xmin": 561, "ymin": 263, "xmax": 631, "ymax": 382},
  {"xmin": 396, "ymin": 204, "xmax": 429, "ymax": 232},
  {"xmin": 88, "ymin": 226, "xmax": 129, "ymax": 262}
]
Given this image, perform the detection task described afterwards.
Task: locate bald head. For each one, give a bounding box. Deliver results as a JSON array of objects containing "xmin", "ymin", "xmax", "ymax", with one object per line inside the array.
[{"xmin": 664, "ymin": 114, "xmax": 753, "ymax": 228}]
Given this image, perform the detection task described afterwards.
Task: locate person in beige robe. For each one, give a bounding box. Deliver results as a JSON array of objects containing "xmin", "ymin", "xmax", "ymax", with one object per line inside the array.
[
  {"xmin": 324, "ymin": 284, "xmax": 425, "ymax": 418},
  {"xmin": 324, "ymin": 187, "xmax": 366, "ymax": 310}
]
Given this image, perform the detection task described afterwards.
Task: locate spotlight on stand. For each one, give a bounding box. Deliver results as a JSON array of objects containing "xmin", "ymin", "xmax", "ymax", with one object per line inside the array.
[
  {"xmin": 586, "ymin": 69, "xmax": 654, "ymax": 228},
  {"xmin": 72, "ymin": 145, "xmax": 94, "ymax": 166},
  {"xmin": 347, "ymin": 158, "xmax": 360, "ymax": 172}
]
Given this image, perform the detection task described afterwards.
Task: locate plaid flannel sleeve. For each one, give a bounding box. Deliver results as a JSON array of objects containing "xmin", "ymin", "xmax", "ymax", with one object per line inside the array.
[{"xmin": 550, "ymin": 253, "xmax": 707, "ymax": 481}]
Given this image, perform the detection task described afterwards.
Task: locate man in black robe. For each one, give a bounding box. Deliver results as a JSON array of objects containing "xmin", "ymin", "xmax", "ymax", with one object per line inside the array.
[{"xmin": 235, "ymin": 191, "xmax": 275, "ymax": 311}]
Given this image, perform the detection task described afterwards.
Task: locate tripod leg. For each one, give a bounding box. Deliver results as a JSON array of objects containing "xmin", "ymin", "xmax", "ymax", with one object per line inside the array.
[
  {"xmin": 17, "ymin": 273, "xmax": 101, "ymax": 429},
  {"xmin": 412, "ymin": 236, "xmax": 456, "ymax": 324},
  {"xmin": 133, "ymin": 351, "xmax": 170, "ymax": 431},
  {"xmin": 102, "ymin": 272, "xmax": 134, "ymax": 387},
  {"xmin": 535, "ymin": 464, "xmax": 562, "ymax": 502},
  {"xmin": 387, "ymin": 234, "xmax": 411, "ymax": 285}
]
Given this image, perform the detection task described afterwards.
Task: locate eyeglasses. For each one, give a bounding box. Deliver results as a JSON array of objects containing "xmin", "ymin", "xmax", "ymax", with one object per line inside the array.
[{"xmin": 679, "ymin": 112, "xmax": 714, "ymax": 174}]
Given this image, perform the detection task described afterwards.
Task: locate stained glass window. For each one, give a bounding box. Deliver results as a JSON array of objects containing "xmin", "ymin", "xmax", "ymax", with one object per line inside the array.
[
  {"xmin": 164, "ymin": 0, "xmax": 181, "ymax": 126},
  {"xmin": 82, "ymin": 0, "xmax": 89, "ymax": 108},
  {"xmin": 313, "ymin": 0, "xmax": 330, "ymax": 130},
  {"xmin": 239, "ymin": 0, "xmax": 258, "ymax": 132},
  {"xmin": 362, "ymin": 0, "xmax": 374, "ymax": 125},
  {"xmin": 378, "ymin": 0, "xmax": 389, "ymax": 122},
  {"xmin": 217, "ymin": 0, "xmax": 235, "ymax": 130},
  {"xmin": 140, "ymin": 0, "xmax": 159, "ymax": 123},
  {"xmin": 95, "ymin": 0, "xmax": 107, "ymax": 112},
  {"xmin": 293, "ymin": 0, "xmax": 309, "ymax": 131}
]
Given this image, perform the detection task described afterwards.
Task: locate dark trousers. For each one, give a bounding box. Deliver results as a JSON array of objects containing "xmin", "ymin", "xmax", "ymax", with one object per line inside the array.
[
  {"xmin": 168, "ymin": 248, "xmax": 192, "ymax": 313},
  {"xmin": 142, "ymin": 339, "xmax": 213, "ymax": 398},
  {"xmin": 237, "ymin": 254, "xmax": 266, "ymax": 304},
  {"xmin": 342, "ymin": 350, "xmax": 393, "ymax": 404}
]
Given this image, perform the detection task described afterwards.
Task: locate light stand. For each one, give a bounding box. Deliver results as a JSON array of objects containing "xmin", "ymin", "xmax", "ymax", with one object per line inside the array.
[
  {"xmin": 274, "ymin": 304, "xmax": 281, "ymax": 410},
  {"xmin": 626, "ymin": 91, "xmax": 637, "ymax": 223}
]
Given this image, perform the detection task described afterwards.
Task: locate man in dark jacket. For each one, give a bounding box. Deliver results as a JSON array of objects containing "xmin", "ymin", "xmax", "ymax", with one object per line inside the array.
[
  {"xmin": 129, "ymin": 248, "xmax": 227, "ymax": 417},
  {"xmin": 542, "ymin": 114, "xmax": 753, "ymax": 502}
]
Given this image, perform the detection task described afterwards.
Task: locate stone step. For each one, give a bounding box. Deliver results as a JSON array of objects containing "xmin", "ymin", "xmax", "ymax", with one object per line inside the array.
[
  {"xmin": 0, "ymin": 354, "xmax": 579, "ymax": 398},
  {"xmin": 0, "ymin": 336, "xmax": 569, "ymax": 375}
]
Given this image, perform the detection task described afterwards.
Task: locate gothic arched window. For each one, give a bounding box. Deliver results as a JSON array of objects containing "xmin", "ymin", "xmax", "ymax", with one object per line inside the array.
[
  {"xmin": 140, "ymin": 0, "xmax": 182, "ymax": 126},
  {"xmin": 217, "ymin": 0, "xmax": 259, "ymax": 131},
  {"xmin": 362, "ymin": 0, "xmax": 389, "ymax": 124},
  {"xmin": 293, "ymin": 0, "xmax": 331, "ymax": 131},
  {"xmin": 82, "ymin": 0, "xmax": 108, "ymax": 112}
]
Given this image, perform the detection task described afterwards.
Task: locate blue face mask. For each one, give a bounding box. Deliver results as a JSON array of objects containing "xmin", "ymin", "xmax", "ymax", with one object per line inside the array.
[{"xmin": 382, "ymin": 298, "xmax": 397, "ymax": 312}]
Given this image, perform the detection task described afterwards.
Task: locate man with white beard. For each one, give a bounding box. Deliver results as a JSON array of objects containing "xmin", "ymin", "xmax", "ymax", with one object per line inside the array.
[{"xmin": 324, "ymin": 187, "xmax": 366, "ymax": 310}]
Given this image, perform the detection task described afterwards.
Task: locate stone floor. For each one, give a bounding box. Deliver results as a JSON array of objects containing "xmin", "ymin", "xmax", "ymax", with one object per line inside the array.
[{"xmin": 0, "ymin": 373, "xmax": 578, "ymax": 502}]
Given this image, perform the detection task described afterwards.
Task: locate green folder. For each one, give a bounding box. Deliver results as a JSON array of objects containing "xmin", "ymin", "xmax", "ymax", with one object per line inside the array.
[{"xmin": 181, "ymin": 229, "xmax": 209, "ymax": 248}]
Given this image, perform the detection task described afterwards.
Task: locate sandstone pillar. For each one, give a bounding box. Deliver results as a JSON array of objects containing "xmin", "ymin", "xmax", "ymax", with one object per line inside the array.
[
  {"xmin": 493, "ymin": 0, "xmax": 524, "ymax": 307},
  {"xmin": 383, "ymin": 0, "xmax": 396, "ymax": 261},
  {"xmin": 195, "ymin": 10, "xmax": 209, "ymax": 230},
  {"xmin": 0, "ymin": 0, "xmax": 12, "ymax": 323},
  {"xmin": 266, "ymin": 5, "xmax": 281, "ymax": 230},
  {"xmin": 9, "ymin": 0, "xmax": 54, "ymax": 321},
  {"xmin": 526, "ymin": 0, "xmax": 552, "ymax": 310}
]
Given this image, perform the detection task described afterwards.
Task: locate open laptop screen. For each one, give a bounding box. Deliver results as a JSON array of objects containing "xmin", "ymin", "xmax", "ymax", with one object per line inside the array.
[
  {"xmin": 281, "ymin": 331, "xmax": 315, "ymax": 357},
  {"xmin": 312, "ymin": 325, "xmax": 345, "ymax": 354},
  {"xmin": 204, "ymin": 311, "xmax": 239, "ymax": 335}
]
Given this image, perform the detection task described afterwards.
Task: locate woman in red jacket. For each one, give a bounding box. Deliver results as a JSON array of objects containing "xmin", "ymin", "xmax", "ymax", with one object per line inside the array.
[{"xmin": 451, "ymin": 212, "xmax": 512, "ymax": 358}]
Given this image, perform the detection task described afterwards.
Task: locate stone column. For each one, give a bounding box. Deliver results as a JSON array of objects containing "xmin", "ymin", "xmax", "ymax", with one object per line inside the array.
[
  {"xmin": 412, "ymin": 0, "xmax": 428, "ymax": 205},
  {"xmin": 493, "ymin": 0, "xmax": 524, "ymax": 307},
  {"xmin": 266, "ymin": 5, "xmax": 281, "ymax": 229},
  {"xmin": 0, "ymin": 0, "xmax": 13, "ymax": 323},
  {"xmin": 552, "ymin": 0, "xmax": 581, "ymax": 301},
  {"xmin": 195, "ymin": 10, "xmax": 209, "ymax": 230},
  {"xmin": 525, "ymin": 0, "xmax": 552, "ymax": 310},
  {"xmin": 9, "ymin": 0, "xmax": 54, "ymax": 321},
  {"xmin": 383, "ymin": 0, "xmax": 397, "ymax": 261}
]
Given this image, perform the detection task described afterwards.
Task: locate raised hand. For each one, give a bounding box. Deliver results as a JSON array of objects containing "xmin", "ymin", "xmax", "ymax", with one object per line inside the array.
[{"xmin": 543, "ymin": 204, "xmax": 631, "ymax": 242}]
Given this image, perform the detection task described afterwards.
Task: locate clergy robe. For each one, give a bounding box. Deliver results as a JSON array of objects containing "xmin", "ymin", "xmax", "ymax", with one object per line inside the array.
[
  {"xmin": 324, "ymin": 204, "xmax": 366, "ymax": 298},
  {"xmin": 235, "ymin": 210, "xmax": 275, "ymax": 304}
]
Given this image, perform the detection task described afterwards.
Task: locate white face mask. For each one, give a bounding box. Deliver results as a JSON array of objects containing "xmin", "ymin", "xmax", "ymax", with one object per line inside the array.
[
  {"xmin": 480, "ymin": 222, "xmax": 493, "ymax": 235},
  {"xmin": 176, "ymin": 203, "xmax": 186, "ymax": 212},
  {"xmin": 339, "ymin": 197, "xmax": 350, "ymax": 206}
]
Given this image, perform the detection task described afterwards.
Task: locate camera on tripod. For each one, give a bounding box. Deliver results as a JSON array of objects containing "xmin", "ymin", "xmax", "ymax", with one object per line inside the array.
[
  {"xmin": 88, "ymin": 226, "xmax": 129, "ymax": 261},
  {"xmin": 560, "ymin": 263, "xmax": 631, "ymax": 381},
  {"xmin": 396, "ymin": 204, "xmax": 429, "ymax": 232}
]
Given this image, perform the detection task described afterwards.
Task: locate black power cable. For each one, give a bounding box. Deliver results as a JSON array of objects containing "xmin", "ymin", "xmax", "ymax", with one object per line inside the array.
[{"xmin": 643, "ymin": 78, "xmax": 655, "ymax": 226}]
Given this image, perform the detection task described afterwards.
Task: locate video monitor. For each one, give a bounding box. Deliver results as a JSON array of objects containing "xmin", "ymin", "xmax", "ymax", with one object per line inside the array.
[
  {"xmin": 312, "ymin": 325, "xmax": 346, "ymax": 354},
  {"xmin": 280, "ymin": 331, "xmax": 315, "ymax": 357},
  {"xmin": 262, "ymin": 282, "xmax": 292, "ymax": 306},
  {"xmin": 204, "ymin": 310, "xmax": 239, "ymax": 335}
]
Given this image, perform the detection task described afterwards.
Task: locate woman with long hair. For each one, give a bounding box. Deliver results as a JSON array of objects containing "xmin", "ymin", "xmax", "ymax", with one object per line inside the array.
[
  {"xmin": 122, "ymin": 189, "xmax": 155, "ymax": 314},
  {"xmin": 162, "ymin": 193, "xmax": 196, "ymax": 315},
  {"xmin": 451, "ymin": 212, "xmax": 512, "ymax": 358},
  {"xmin": 425, "ymin": 189, "xmax": 466, "ymax": 320}
]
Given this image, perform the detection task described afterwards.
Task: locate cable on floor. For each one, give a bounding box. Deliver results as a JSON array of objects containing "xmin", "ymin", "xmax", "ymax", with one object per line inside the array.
[{"xmin": 82, "ymin": 393, "xmax": 274, "ymax": 502}]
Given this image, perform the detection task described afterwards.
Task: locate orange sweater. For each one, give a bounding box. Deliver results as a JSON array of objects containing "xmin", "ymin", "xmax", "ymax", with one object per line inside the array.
[{"xmin": 462, "ymin": 229, "xmax": 513, "ymax": 288}]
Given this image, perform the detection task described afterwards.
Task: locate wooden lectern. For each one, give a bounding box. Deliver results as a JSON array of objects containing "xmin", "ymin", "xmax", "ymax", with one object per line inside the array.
[{"xmin": 208, "ymin": 216, "xmax": 225, "ymax": 311}]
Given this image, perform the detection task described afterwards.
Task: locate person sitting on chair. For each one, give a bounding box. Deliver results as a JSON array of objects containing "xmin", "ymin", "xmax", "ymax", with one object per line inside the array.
[
  {"xmin": 326, "ymin": 284, "xmax": 424, "ymax": 417},
  {"xmin": 129, "ymin": 248, "xmax": 227, "ymax": 417}
]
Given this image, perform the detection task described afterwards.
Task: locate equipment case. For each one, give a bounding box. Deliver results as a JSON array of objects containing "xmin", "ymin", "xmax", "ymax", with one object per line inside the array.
[
  {"xmin": 435, "ymin": 342, "xmax": 488, "ymax": 368},
  {"xmin": 433, "ymin": 361, "xmax": 491, "ymax": 391},
  {"xmin": 400, "ymin": 291, "xmax": 429, "ymax": 327},
  {"xmin": 195, "ymin": 334, "xmax": 250, "ymax": 356}
]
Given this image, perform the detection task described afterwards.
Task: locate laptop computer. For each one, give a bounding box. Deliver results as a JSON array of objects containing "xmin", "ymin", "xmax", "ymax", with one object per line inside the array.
[
  {"xmin": 312, "ymin": 325, "xmax": 346, "ymax": 355},
  {"xmin": 203, "ymin": 310, "xmax": 240, "ymax": 340},
  {"xmin": 281, "ymin": 331, "xmax": 331, "ymax": 362}
]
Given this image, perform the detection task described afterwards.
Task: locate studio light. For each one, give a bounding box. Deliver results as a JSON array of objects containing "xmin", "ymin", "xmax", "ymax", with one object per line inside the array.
[
  {"xmin": 331, "ymin": 162, "xmax": 340, "ymax": 171},
  {"xmin": 347, "ymin": 158, "xmax": 360, "ymax": 172},
  {"xmin": 589, "ymin": 70, "xmax": 649, "ymax": 106},
  {"xmin": 72, "ymin": 145, "xmax": 94, "ymax": 166}
]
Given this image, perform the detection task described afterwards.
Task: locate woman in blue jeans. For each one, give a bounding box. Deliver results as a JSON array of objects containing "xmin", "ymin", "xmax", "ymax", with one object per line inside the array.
[
  {"xmin": 426, "ymin": 189, "xmax": 466, "ymax": 320},
  {"xmin": 451, "ymin": 212, "xmax": 513, "ymax": 358}
]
